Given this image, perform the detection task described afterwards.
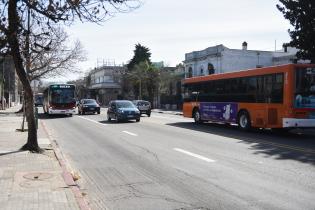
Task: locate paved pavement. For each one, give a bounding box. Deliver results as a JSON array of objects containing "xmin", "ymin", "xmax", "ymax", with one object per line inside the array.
[
  {"xmin": 0, "ymin": 106, "xmax": 83, "ymax": 210},
  {"xmin": 42, "ymin": 108, "xmax": 315, "ymax": 210}
]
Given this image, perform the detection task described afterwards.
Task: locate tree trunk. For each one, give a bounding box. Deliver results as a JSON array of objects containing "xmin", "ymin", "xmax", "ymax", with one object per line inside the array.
[{"xmin": 8, "ymin": 0, "xmax": 41, "ymax": 153}]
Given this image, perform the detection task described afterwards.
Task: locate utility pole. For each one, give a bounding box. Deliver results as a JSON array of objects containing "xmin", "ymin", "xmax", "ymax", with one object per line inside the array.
[
  {"xmin": 21, "ymin": 7, "xmax": 31, "ymax": 131},
  {"xmin": 139, "ymin": 78, "xmax": 141, "ymax": 100},
  {"xmin": 1, "ymin": 58, "xmax": 4, "ymax": 110}
]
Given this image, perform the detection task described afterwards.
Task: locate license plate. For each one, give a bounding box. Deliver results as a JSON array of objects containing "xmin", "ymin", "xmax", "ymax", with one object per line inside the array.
[
  {"xmin": 310, "ymin": 112, "xmax": 315, "ymax": 119},
  {"xmin": 89, "ymin": 108, "xmax": 94, "ymax": 110},
  {"xmin": 127, "ymin": 115, "xmax": 133, "ymax": 118}
]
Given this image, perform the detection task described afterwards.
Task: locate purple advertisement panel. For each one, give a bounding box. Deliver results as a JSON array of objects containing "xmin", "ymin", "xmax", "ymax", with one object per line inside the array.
[{"xmin": 200, "ymin": 102, "xmax": 238, "ymax": 123}]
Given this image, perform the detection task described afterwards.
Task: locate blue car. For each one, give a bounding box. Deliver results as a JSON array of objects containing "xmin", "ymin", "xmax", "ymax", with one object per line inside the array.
[{"xmin": 107, "ymin": 100, "xmax": 141, "ymax": 122}]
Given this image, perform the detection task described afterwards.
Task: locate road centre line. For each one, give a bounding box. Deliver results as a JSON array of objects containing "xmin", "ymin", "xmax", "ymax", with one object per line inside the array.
[
  {"xmin": 77, "ymin": 116, "xmax": 106, "ymax": 126},
  {"xmin": 122, "ymin": 131, "xmax": 138, "ymax": 136},
  {"xmin": 174, "ymin": 148, "xmax": 216, "ymax": 163}
]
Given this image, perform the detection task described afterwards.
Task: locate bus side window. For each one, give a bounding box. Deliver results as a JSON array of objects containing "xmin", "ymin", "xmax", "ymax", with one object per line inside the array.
[
  {"xmin": 248, "ymin": 77, "xmax": 257, "ymax": 102},
  {"xmin": 271, "ymin": 73, "xmax": 284, "ymax": 103},
  {"xmin": 264, "ymin": 75, "xmax": 273, "ymax": 103},
  {"xmin": 257, "ymin": 76, "xmax": 264, "ymax": 103}
]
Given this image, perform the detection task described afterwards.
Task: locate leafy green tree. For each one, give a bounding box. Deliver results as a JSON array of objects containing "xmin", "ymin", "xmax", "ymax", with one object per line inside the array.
[
  {"xmin": 127, "ymin": 61, "xmax": 149, "ymax": 99},
  {"xmin": 277, "ymin": 0, "xmax": 315, "ymax": 63},
  {"xmin": 145, "ymin": 64, "xmax": 160, "ymax": 104},
  {"xmin": 0, "ymin": 0, "xmax": 139, "ymax": 152},
  {"xmin": 127, "ymin": 44, "xmax": 151, "ymax": 71},
  {"xmin": 125, "ymin": 61, "xmax": 160, "ymax": 102}
]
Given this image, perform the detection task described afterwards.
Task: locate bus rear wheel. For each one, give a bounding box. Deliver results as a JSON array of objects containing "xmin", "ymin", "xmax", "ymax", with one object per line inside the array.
[
  {"xmin": 238, "ymin": 111, "xmax": 251, "ymax": 131},
  {"xmin": 193, "ymin": 109, "xmax": 203, "ymax": 124}
]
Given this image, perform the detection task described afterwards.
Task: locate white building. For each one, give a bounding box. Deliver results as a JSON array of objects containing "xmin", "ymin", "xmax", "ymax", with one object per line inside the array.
[
  {"xmin": 184, "ymin": 42, "xmax": 299, "ymax": 78},
  {"xmin": 88, "ymin": 65, "xmax": 126, "ymax": 105}
]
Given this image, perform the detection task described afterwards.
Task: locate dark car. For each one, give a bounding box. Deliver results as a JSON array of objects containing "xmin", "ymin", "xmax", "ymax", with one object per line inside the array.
[
  {"xmin": 132, "ymin": 100, "xmax": 151, "ymax": 117},
  {"xmin": 107, "ymin": 100, "xmax": 140, "ymax": 122},
  {"xmin": 78, "ymin": 99, "xmax": 100, "ymax": 115}
]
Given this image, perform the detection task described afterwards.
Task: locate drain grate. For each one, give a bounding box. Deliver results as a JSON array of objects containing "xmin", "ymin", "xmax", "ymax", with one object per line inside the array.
[{"xmin": 23, "ymin": 172, "xmax": 53, "ymax": 181}]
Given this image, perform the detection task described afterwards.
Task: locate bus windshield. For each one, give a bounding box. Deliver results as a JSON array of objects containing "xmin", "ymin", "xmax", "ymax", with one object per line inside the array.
[
  {"xmin": 50, "ymin": 88, "xmax": 75, "ymax": 104},
  {"xmin": 295, "ymin": 67, "xmax": 315, "ymax": 108}
]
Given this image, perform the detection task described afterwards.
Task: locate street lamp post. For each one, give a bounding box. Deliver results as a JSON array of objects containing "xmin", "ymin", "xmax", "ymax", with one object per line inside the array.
[
  {"xmin": 138, "ymin": 78, "xmax": 141, "ymax": 100},
  {"xmin": 1, "ymin": 57, "xmax": 4, "ymax": 110}
]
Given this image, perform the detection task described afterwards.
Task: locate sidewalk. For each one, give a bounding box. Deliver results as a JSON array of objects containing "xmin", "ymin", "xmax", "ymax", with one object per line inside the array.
[{"xmin": 0, "ymin": 106, "xmax": 83, "ymax": 210}]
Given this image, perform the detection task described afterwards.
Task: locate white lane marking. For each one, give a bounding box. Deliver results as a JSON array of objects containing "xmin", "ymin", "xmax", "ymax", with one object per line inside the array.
[
  {"xmin": 173, "ymin": 148, "xmax": 216, "ymax": 163},
  {"xmin": 122, "ymin": 131, "xmax": 138, "ymax": 136},
  {"xmin": 77, "ymin": 116, "xmax": 107, "ymax": 126}
]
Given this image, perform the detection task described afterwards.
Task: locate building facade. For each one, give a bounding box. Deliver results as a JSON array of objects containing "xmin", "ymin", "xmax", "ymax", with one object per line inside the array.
[
  {"xmin": 87, "ymin": 65, "xmax": 126, "ymax": 106},
  {"xmin": 184, "ymin": 43, "xmax": 299, "ymax": 78},
  {"xmin": 0, "ymin": 56, "xmax": 20, "ymax": 108}
]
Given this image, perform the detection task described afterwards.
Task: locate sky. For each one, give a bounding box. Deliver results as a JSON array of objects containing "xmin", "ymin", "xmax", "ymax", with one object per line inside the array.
[{"xmin": 60, "ymin": 0, "xmax": 291, "ymax": 81}]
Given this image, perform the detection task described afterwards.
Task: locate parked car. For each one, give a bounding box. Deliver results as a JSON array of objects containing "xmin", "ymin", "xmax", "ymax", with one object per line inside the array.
[
  {"xmin": 107, "ymin": 100, "xmax": 140, "ymax": 122},
  {"xmin": 132, "ymin": 100, "xmax": 151, "ymax": 117},
  {"xmin": 78, "ymin": 99, "xmax": 100, "ymax": 115}
]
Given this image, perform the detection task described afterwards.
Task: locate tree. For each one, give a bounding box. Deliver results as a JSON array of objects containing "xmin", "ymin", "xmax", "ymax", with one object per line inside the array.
[
  {"xmin": 145, "ymin": 64, "xmax": 160, "ymax": 104},
  {"xmin": 0, "ymin": 0, "xmax": 139, "ymax": 152},
  {"xmin": 125, "ymin": 61, "xmax": 160, "ymax": 103},
  {"xmin": 127, "ymin": 61, "xmax": 149, "ymax": 99},
  {"xmin": 124, "ymin": 44, "xmax": 152, "ymax": 99},
  {"xmin": 28, "ymin": 27, "xmax": 86, "ymax": 81},
  {"xmin": 127, "ymin": 43, "xmax": 151, "ymax": 71},
  {"xmin": 277, "ymin": 0, "xmax": 315, "ymax": 63},
  {"xmin": 14, "ymin": 27, "xmax": 86, "ymax": 114}
]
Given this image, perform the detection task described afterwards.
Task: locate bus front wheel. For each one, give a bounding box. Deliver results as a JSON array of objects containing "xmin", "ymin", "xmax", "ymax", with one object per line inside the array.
[
  {"xmin": 193, "ymin": 109, "xmax": 203, "ymax": 124},
  {"xmin": 238, "ymin": 111, "xmax": 251, "ymax": 131}
]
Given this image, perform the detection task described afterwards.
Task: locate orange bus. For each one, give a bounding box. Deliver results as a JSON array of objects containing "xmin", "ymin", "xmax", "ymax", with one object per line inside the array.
[{"xmin": 182, "ymin": 64, "xmax": 315, "ymax": 130}]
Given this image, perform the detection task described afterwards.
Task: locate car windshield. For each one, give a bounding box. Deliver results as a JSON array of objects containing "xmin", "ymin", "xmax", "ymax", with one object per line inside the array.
[
  {"xmin": 139, "ymin": 101, "xmax": 150, "ymax": 106},
  {"xmin": 83, "ymin": 99, "xmax": 97, "ymax": 104},
  {"xmin": 116, "ymin": 101, "xmax": 136, "ymax": 108}
]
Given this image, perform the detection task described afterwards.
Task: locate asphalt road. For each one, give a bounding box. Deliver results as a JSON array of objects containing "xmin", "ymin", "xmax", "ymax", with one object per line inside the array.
[{"xmin": 40, "ymin": 108, "xmax": 315, "ymax": 210}]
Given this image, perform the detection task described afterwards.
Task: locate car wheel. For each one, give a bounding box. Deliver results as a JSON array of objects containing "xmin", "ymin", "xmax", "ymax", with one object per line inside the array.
[
  {"xmin": 136, "ymin": 118, "xmax": 140, "ymax": 122},
  {"xmin": 78, "ymin": 110, "xmax": 81, "ymax": 115},
  {"xmin": 238, "ymin": 111, "xmax": 251, "ymax": 131},
  {"xmin": 97, "ymin": 111, "xmax": 100, "ymax": 114},
  {"xmin": 107, "ymin": 114, "xmax": 111, "ymax": 122},
  {"xmin": 115, "ymin": 115, "xmax": 120, "ymax": 123},
  {"xmin": 147, "ymin": 112, "xmax": 151, "ymax": 117}
]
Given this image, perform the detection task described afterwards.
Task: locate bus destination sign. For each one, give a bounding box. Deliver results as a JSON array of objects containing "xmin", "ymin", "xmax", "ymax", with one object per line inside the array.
[{"xmin": 51, "ymin": 85, "xmax": 73, "ymax": 89}]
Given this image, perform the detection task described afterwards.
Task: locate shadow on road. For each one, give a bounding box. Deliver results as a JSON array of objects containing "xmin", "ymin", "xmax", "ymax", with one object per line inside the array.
[
  {"xmin": 38, "ymin": 113, "xmax": 72, "ymax": 120},
  {"xmin": 98, "ymin": 120, "xmax": 139, "ymax": 124},
  {"xmin": 167, "ymin": 122, "xmax": 315, "ymax": 166}
]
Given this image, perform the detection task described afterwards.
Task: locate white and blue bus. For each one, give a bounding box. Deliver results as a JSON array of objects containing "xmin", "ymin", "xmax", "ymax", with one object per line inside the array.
[{"xmin": 43, "ymin": 84, "xmax": 76, "ymax": 116}]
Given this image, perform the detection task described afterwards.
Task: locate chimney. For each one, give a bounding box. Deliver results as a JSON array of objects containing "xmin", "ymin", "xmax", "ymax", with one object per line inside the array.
[{"xmin": 242, "ymin": 41, "xmax": 248, "ymax": 50}]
